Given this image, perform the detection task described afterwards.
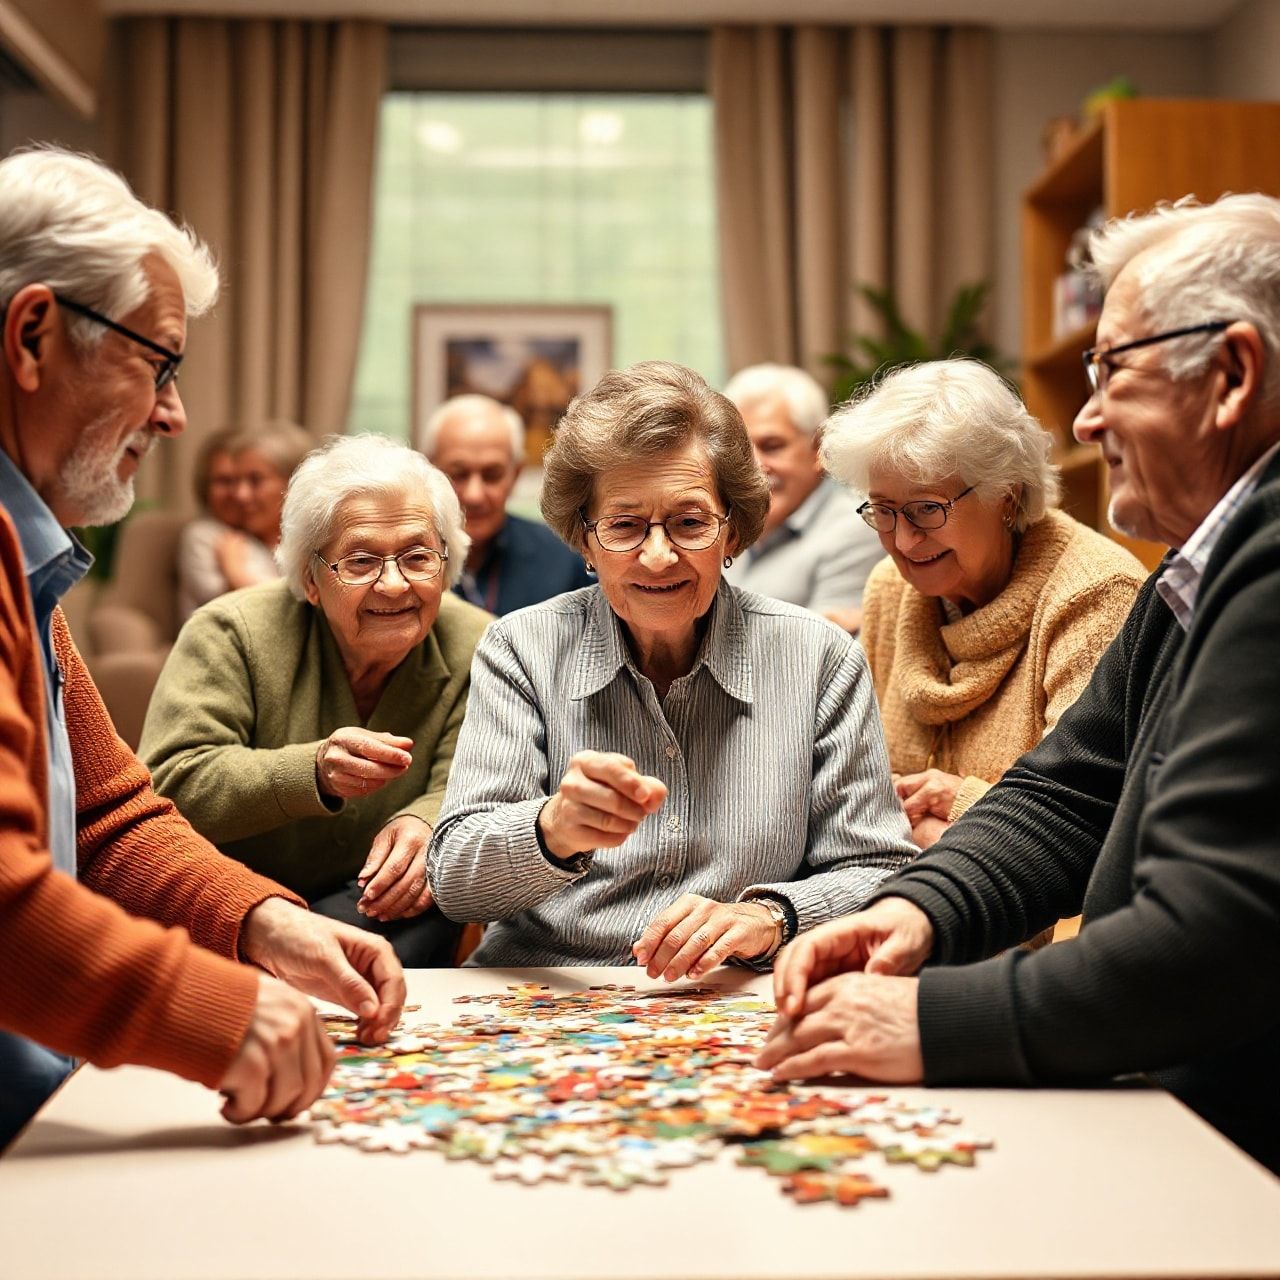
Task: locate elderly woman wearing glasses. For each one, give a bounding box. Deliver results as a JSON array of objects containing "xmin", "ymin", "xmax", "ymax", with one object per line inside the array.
[
  {"xmin": 140, "ymin": 435, "xmax": 491, "ymax": 964},
  {"xmin": 430, "ymin": 361, "xmax": 916, "ymax": 978},
  {"xmin": 822, "ymin": 359, "xmax": 1145, "ymax": 853}
]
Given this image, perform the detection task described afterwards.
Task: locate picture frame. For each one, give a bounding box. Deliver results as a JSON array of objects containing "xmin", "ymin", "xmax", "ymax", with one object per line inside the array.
[{"xmin": 413, "ymin": 304, "xmax": 613, "ymax": 466}]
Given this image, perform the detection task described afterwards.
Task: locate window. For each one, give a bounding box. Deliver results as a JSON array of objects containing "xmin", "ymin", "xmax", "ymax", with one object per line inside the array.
[{"xmin": 348, "ymin": 92, "xmax": 723, "ymax": 440}]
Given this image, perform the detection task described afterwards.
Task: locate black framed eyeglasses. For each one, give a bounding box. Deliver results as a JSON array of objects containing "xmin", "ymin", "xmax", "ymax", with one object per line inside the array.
[
  {"xmin": 54, "ymin": 294, "xmax": 185, "ymax": 391},
  {"xmin": 1082, "ymin": 321, "xmax": 1232, "ymax": 397},
  {"xmin": 582, "ymin": 509, "xmax": 731, "ymax": 553},
  {"xmin": 314, "ymin": 547, "xmax": 448, "ymax": 587},
  {"xmin": 857, "ymin": 485, "xmax": 976, "ymax": 534}
]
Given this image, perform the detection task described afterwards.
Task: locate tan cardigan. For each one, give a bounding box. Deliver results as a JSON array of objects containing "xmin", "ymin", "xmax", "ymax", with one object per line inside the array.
[{"xmin": 861, "ymin": 509, "xmax": 1147, "ymax": 820}]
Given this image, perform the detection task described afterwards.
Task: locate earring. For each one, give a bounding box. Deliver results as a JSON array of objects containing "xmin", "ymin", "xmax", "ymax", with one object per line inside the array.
[
  {"xmin": 723, "ymin": 555, "xmax": 733, "ymax": 569},
  {"xmin": 585, "ymin": 562, "xmax": 596, "ymax": 576}
]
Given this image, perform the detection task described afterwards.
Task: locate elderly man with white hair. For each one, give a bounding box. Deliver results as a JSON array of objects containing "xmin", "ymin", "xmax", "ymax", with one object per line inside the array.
[
  {"xmin": 0, "ymin": 147, "xmax": 405, "ymax": 1149},
  {"xmin": 421, "ymin": 394, "xmax": 591, "ymax": 615},
  {"xmin": 759, "ymin": 193, "xmax": 1280, "ymax": 1175},
  {"xmin": 722, "ymin": 363, "xmax": 881, "ymax": 628},
  {"xmin": 141, "ymin": 435, "xmax": 491, "ymax": 967}
]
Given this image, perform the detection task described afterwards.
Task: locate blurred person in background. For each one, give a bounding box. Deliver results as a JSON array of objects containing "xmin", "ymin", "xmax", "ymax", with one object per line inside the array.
[{"xmin": 421, "ymin": 394, "xmax": 591, "ymax": 615}]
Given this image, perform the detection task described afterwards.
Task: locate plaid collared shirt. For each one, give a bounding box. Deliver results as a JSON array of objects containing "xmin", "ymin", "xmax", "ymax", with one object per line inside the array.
[{"xmin": 1156, "ymin": 442, "xmax": 1280, "ymax": 631}]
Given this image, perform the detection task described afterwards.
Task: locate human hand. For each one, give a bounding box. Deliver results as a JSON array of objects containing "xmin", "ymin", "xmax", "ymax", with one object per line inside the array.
[
  {"xmin": 538, "ymin": 751, "xmax": 667, "ymax": 860},
  {"xmin": 822, "ymin": 605, "xmax": 863, "ymax": 635},
  {"xmin": 213, "ymin": 529, "xmax": 251, "ymax": 582},
  {"xmin": 358, "ymin": 815, "xmax": 433, "ymax": 921},
  {"xmin": 910, "ymin": 815, "xmax": 950, "ymax": 849},
  {"xmin": 633, "ymin": 895, "xmax": 778, "ymax": 981},
  {"xmin": 895, "ymin": 769, "xmax": 964, "ymax": 823},
  {"xmin": 241, "ymin": 898, "xmax": 405, "ymax": 1044},
  {"xmin": 217, "ymin": 972, "xmax": 335, "ymax": 1123},
  {"xmin": 315, "ymin": 727, "xmax": 413, "ymax": 800},
  {"xmin": 771, "ymin": 896, "xmax": 934, "ymax": 1019},
  {"xmin": 755, "ymin": 972, "xmax": 923, "ymax": 1083}
]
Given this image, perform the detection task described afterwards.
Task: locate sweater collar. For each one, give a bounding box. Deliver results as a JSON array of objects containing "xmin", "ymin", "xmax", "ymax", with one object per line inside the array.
[{"xmin": 894, "ymin": 509, "xmax": 1074, "ymax": 725}]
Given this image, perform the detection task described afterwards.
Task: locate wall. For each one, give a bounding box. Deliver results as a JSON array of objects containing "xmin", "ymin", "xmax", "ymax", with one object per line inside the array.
[
  {"xmin": 0, "ymin": 86, "xmax": 100, "ymax": 155},
  {"xmin": 990, "ymin": 29, "xmax": 1210, "ymax": 360},
  {"xmin": 1211, "ymin": 0, "xmax": 1280, "ymax": 100}
]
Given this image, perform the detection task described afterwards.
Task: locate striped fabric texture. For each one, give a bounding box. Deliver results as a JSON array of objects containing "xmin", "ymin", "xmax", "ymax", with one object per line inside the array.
[{"xmin": 430, "ymin": 582, "xmax": 917, "ymax": 966}]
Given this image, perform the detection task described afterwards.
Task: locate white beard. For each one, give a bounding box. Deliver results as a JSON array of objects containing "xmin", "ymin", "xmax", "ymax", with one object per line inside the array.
[{"xmin": 57, "ymin": 411, "xmax": 151, "ymax": 527}]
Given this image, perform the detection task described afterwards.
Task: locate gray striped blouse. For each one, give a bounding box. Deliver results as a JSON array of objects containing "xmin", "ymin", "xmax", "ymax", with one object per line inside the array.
[{"xmin": 429, "ymin": 581, "xmax": 916, "ymax": 967}]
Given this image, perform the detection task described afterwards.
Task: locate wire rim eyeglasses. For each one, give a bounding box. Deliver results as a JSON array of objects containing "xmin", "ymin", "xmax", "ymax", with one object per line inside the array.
[
  {"xmin": 1081, "ymin": 320, "xmax": 1233, "ymax": 397},
  {"xmin": 54, "ymin": 294, "xmax": 185, "ymax": 391},
  {"xmin": 857, "ymin": 485, "xmax": 976, "ymax": 534},
  {"xmin": 314, "ymin": 547, "xmax": 449, "ymax": 587},
  {"xmin": 582, "ymin": 509, "xmax": 732, "ymax": 553}
]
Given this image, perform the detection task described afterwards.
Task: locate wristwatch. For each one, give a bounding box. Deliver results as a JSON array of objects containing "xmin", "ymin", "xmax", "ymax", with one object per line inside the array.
[{"xmin": 749, "ymin": 896, "xmax": 791, "ymax": 963}]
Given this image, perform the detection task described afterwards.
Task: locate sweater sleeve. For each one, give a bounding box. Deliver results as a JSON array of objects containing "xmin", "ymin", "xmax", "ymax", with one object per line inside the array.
[
  {"xmin": 0, "ymin": 603, "xmax": 300, "ymax": 1088},
  {"xmin": 140, "ymin": 601, "xmax": 338, "ymax": 843},
  {"xmin": 893, "ymin": 547, "xmax": 1280, "ymax": 1087}
]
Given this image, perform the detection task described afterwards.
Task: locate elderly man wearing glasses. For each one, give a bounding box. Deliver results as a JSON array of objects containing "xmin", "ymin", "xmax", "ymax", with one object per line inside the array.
[
  {"xmin": 820, "ymin": 358, "xmax": 1144, "ymax": 852},
  {"xmin": 141, "ymin": 435, "xmax": 491, "ymax": 965},
  {"xmin": 760, "ymin": 194, "xmax": 1280, "ymax": 1176},
  {"xmin": 430, "ymin": 360, "xmax": 918, "ymax": 978}
]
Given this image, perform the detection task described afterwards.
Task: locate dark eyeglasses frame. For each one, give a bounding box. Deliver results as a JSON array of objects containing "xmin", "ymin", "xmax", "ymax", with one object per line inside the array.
[
  {"xmin": 54, "ymin": 294, "xmax": 184, "ymax": 391},
  {"xmin": 1081, "ymin": 321, "xmax": 1232, "ymax": 397},
  {"xmin": 581, "ymin": 509, "xmax": 732, "ymax": 554},
  {"xmin": 313, "ymin": 547, "xmax": 449, "ymax": 587},
  {"xmin": 857, "ymin": 485, "xmax": 976, "ymax": 534}
]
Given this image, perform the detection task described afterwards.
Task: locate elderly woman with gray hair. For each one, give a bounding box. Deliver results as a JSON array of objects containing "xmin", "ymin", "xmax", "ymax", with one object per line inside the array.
[
  {"xmin": 140, "ymin": 435, "xmax": 491, "ymax": 964},
  {"xmin": 430, "ymin": 360, "xmax": 917, "ymax": 978},
  {"xmin": 822, "ymin": 359, "xmax": 1145, "ymax": 852}
]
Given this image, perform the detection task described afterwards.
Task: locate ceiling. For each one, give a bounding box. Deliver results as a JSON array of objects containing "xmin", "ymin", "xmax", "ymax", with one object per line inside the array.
[{"xmin": 99, "ymin": 0, "xmax": 1247, "ymax": 33}]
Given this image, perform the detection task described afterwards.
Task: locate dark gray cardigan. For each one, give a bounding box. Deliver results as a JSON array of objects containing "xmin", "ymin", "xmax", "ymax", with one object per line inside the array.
[{"xmin": 876, "ymin": 452, "xmax": 1280, "ymax": 1173}]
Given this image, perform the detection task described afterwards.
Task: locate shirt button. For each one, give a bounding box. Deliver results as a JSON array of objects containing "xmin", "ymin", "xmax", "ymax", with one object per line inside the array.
[
  {"xmin": 657, "ymin": 874, "xmax": 674, "ymax": 889},
  {"xmin": 665, "ymin": 745, "xmax": 677, "ymax": 759},
  {"xmin": 666, "ymin": 815, "xmax": 681, "ymax": 832}
]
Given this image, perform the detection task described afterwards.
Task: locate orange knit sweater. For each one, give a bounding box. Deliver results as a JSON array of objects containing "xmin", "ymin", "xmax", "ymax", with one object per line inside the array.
[
  {"xmin": 861, "ymin": 509, "xmax": 1147, "ymax": 820},
  {"xmin": 0, "ymin": 505, "xmax": 303, "ymax": 1089}
]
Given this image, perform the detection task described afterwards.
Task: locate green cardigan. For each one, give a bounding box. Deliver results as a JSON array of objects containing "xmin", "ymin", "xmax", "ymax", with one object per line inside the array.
[{"xmin": 139, "ymin": 581, "xmax": 492, "ymax": 901}]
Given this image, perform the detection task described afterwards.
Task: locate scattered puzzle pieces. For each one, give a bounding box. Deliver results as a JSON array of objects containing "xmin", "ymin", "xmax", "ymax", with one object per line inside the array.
[{"xmin": 309, "ymin": 983, "xmax": 994, "ymax": 1205}]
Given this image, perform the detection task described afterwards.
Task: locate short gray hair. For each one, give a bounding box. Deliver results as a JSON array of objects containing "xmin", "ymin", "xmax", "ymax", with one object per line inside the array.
[
  {"xmin": 0, "ymin": 146, "xmax": 219, "ymax": 346},
  {"xmin": 1088, "ymin": 193, "xmax": 1280, "ymax": 417},
  {"xmin": 723, "ymin": 364, "xmax": 829, "ymax": 437},
  {"xmin": 821, "ymin": 359, "xmax": 1061, "ymax": 533},
  {"xmin": 277, "ymin": 434, "xmax": 470, "ymax": 599},
  {"xmin": 419, "ymin": 394, "xmax": 525, "ymax": 462},
  {"xmin": 541, "ymin": 360, "xmax": 770, "ymax": 556}
]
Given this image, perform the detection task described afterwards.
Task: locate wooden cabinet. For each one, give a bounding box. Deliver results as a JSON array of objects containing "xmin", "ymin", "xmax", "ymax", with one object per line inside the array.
[{"xmin": 1021, "ymin": 98, "xmax": 1280, "ymax": 568}]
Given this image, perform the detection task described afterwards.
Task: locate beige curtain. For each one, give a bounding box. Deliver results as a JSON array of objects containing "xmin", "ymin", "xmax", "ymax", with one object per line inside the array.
[
  {"xmin": 711, "ymin": 25, "xmax": 993, "ymax": 382},
  {"xmin": 105, "ymin": 17, "xmax": 387, "ymax": 509}
]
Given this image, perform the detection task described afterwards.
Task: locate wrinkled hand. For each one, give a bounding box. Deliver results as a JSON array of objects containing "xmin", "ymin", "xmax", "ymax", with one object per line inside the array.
[
  {"xmin": 217, "ymin": 972, "xmax": 335, "ymax": 1124},
  {"xmin": 538, "ymin": 751, "xmax": 667, "ymax": 860},
  {"xmin": 315, "ymin": 727, "xmax": 413, "ymax": 800},
  {"xmin": 910, "ymin": 815, "xmax": 950, "ymax": 850},
  {"xmin": 358, "ymin": 815, "xmax": 433, "ymax": 921},
  {"xmin": 756, "ymin": 972, "xmax": 923, "ymax": 1083},
  {"xmin": 771, "ymin": 896, "xmax": 934, "ymax": 1019},
  {"xmin": 241, "ymin": 898, "xmax": 405, "ymax": 1044},
  {"xmin": 822, "ymin": 605, "xmax": 863, "ymax": 635},
  {"xmin": 633, "ymin": 895, "xmax": 777, "ymax": 982},
  {"xmin": 895, "ymin": 768, "xmax": 964, "ymax": 824}
]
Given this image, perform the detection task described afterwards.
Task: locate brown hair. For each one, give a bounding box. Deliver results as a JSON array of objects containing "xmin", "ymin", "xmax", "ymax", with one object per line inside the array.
[{"xmin": 540, "ymin": 361, "xmax": 770, "ymax": 555}]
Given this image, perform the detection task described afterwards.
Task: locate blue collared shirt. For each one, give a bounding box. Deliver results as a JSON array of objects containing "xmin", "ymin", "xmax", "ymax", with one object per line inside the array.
[
  {"xmin": 431, "ymin": 581, "xmax": 916, "ymax": 966},
  {"xmin": 0, "ymin": 451, "xmax": 91, "ymax": 876},
  {"xmin": 1156, "ymin": 441, "xmax": 1280, "ymax": 631}
]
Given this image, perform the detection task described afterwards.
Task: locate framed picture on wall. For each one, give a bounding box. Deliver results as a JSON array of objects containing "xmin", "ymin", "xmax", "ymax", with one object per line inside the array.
[{"xmin": 413, "ymin": 304, "xmax": 613, "ymax": 466}]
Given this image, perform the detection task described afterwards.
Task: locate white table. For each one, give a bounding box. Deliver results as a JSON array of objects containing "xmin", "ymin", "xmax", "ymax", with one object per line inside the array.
[{"xmin": 2, "ymin": 966, "xmax": 1279, "ymax": 1280}]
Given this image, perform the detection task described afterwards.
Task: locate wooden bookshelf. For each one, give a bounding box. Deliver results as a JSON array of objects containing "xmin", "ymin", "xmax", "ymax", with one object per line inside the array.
[{"xmin": 1021, "ymin": 98, "xmax": 1280, "ymax": 569}]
